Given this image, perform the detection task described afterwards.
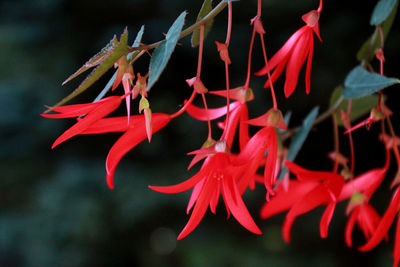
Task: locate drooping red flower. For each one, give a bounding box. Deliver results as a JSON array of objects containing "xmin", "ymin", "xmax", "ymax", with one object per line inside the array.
[
  {"xmin": 255, "ymin": 0, "xmax": 323, "ymax": 97},
  {"xmin": 345, "ymin": 199, "xmax": 382, "ymax": 248},
  {"xmin": 261, "ymin": 160, "xmax": 344, "ymax": 242},
  {"xmin": 42, "ymin": 96, "xmax": 123, "ymax": 148},
  {"xmin": 149, "ymin": 140, "xmax": 262, "ymax": 239}
]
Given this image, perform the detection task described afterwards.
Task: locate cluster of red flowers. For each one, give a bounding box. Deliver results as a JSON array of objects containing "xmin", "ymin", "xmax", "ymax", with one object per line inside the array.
[{"xmin": 43, "ymin": 0, "xmax": 400, "ymax": 265}]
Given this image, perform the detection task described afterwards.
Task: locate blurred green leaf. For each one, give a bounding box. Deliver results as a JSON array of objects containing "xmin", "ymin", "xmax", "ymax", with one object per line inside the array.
[
  {"xmin": 191, "ymin": 0, "xmax": 214, "ymax": 47},
  {"xmin": 370, "ymin": 0, "xmax": 398, "ymax": 25},
  {"xmin": 277, "ymin": 107, "xmax": 319, "ymax": 185},
  {"xmin": 330, "ymin": 86, "xmax": 379, "ymax": 125},
  {"xmin": 147, "ymin": 11, "xmax": 186, "ymax": 91},
  {"xmin": 342, "ymin": 66, "xmax": 399, "ymax": 99},
  {"xmin": 48, "ymin": 28, "xmax": 129, "ymax": 111},
  {"xmin": 357, "ymin": 1, "xmax": 397, "ymax": 62}
]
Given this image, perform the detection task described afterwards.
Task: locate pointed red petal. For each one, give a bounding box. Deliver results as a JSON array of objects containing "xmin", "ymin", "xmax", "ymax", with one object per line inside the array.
[
  {"xmin": 359, "ymin": 187, "xmax": 400, "ymax": 251},
  {"xmin": 106, "ymin": 113, "xmax": 170, "ymax": 189},
  {"xmin": 260, "ymin": 180, "xmax": 318, "ymax": 219},
  {"xmin": 239, "ymin": 105, "xmax": 250, "ymax": 150},
  {"xmin": 149, "ymin": 165, "xmax": 208, "ymax": 194},
  {"xmin": 81, "ymin": 116, "xmax": 142, "ymax": 134},
  {"xmin": 284, "ymin": 31, "xmax": 312, "ymax": 97},
  {"xmin": 345, "ymin": 207, "xmax": 360, "ymax": 247},
  {"xmin": 320, "ymin": 202, "xmax": 336, "ymax": 238},
  {"xmin": 393, "ymin": 214, "xmax": 400, "ymax": 267},
  {"xmin": 262, "ymin": 60, "xmax": 287, "ymax": 89},
  {"xmin": 51, "ymin": 96, "xmax": 122, "ymax": 148},
  {"xmin": 187, "ymin": 179, "xmax": 204, "ymax": 214},
  {"xmin": 305, "ymin": 37, "xmax": 314, "ymax": 94},
  {"xmin": 177, "ymin": 178, "xmax": 216, "ymax": 240},
  {"xmin": 186, "ymin": 101, "xmax": 240, "ymax": 121},
  {"xmin": 42, "ymin": 97, "xmax": 111, "ymax": 118},
  {"xmin": 222, "ymin": 176, "xmax": 262, "ymax": 234}
]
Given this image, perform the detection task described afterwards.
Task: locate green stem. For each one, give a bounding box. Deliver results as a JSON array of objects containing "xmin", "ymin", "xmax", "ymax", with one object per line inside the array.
[{"xmin": 128, "ymin": 1, "xmax": 228, "ymax": 53}]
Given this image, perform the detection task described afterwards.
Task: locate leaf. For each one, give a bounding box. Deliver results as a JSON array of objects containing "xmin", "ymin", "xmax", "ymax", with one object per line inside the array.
[
  {"xmin": 357, "ymin": 1, "xmax": 397, "ymax": 62},
  {"xmin": 147, "ymin": 11, "xmax": 186, "ymax": 91},
  {"xmin": 62, "ymin": 37, "xmax": 118, "ymax": 86},
  {"xmin": 94, "ymin": 25, "xmax": 145, "ymax": 102},
  {"xmin": 191, "ymin": 0, "xmax": 214, "ymax": 47},
  {"xmin": 330, "ymin": 86, "xmax": 379, "ymax": 126},
  {"xmin": 370, "ymin": 0, "xmax": 398, "ymax": 25},
  {"xmin": 48, "ymin": 28, "xmax": 130, "ymax": 111},
  {"xmin": 342, "ymin": 66, "xmax": 399, "ymax": 99},
  {"xmin": 276, "ymin": 107, "xmax": 319, "ymax": 186}
]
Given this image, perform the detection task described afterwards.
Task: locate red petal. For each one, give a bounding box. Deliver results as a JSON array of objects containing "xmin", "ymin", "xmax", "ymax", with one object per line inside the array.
[
  {"xmin": 177, "ymin": 178, "xmax": 216, "ymax": 240},
  {"xmin": 260, "ymin": 180, "xmax": 318, "ymax": 219},
  {"xmin": 284, "ymin": 31, "xmax": 312, "ymax": 97},
  {"xmin": 238, "ymin": 105, "xmax": 250, "ymax": 150},
  {"xmin": 222, "ymin": 176, "xmax": 262, "ymax": 234},
  {"xmin": 81, "ymin": 116, "xmax": 142, "ymax": 134},
  {"xmin": 359, "ymin": 187, "xmax": 400, "ymax": 251},
  {"xmin": 345, "ymin": 207, "xmax": 360, "ymax": 247},
  {"xmin": 305, "ymin": 37, "xmax": 314, "ymax": 94},
  {"xmin": 320, "ymin": 202, "xmax": 336, "ymax": 238},
  {"xmin": 42, "ymin": 97, "xmax": 111, "ymax": 118},
  {"xmin": 106, "ymin": 113, "xmax": 170, "ymax": 189},
  {"xmin": 149, "ymin": 164, "xmax": 208, "ymax": 194},
  {"xmin": 186, "ymin": 101, "xmax": 240, "ymax": 121},
  {"xmin": 393, "ymin": 214, "xmax": 400, "ymax": 267},
  {"xmin": 339, "ymin": 168, "xmax": 386, "ymax": 201},
  {"xmin": 187, "ymin": 179, "xmax": 205, "ymax": 214},
  {"xmin": 51, "ymin": 96, "xmax": 122, "ymax": 148},
  {"xmin": 235, "ymin": 127, "xmax": 270, "ymax": 164}
]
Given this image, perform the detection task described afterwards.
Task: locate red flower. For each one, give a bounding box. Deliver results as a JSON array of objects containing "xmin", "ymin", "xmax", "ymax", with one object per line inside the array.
[
  {"xmin": 42, "ymin": 96, "xmax": 123, "ymax": 148},
  {"xmin": 255, "ymin": 0, "xmax": 322, "ymax": 97},
  {"xmin": 345, "ymin": 199, "xmax": 382, "ymax": 248},
  {"xmin": 149, "ymin": 141, "xmax": 262, "ymax": 239},
  {"xmin": 261, "ymin": 160, "xmax": 344, "ymax": 242}
]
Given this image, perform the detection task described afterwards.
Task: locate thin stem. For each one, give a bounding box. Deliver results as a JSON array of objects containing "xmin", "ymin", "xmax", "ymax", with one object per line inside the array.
[
  {"xmin": 244, "ymin": 27, "xmax": 256, "ymax": 89},
  {"xmin": 196, "ymin": 25, "xmax": 205, "ymax": 78},
  {"xmin": 169, "ymin": 90, "xmax": 197, "ymax": 119},
  {"xmin": 225, "ymin": 1, "xmax": 233, "ymax": 46},
  {"xmin": 346, "ymin": 100, "xmax": 355, "ymax": 174},
  {"xmin": 257, "ymin": 0, "xmax": 262, "ymax": 17},
  {"xmin": 387, "ymin": 117, "xmax": 400, "ymax": 167},
  {"xmin": 332, "ymin": 114, "xmax": 340, "ymax": 173},
  {"xmin": 201, "ymin": 93, "xmax": 212, "ymax": 139},
  {"xmin": 221, "ymin": 2, "xmax": 232, "ymax": 140},
  {"xmin": 128, "ymin": 1, "xmax": 228, "ymax": 53},
  {"xmin": 260, "ymin": 34, "xmax": 277, "ymax": 109}
]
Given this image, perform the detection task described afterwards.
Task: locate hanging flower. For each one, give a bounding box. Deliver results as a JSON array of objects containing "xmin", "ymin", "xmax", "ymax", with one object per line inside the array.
[
  {"xmin": 149, "ymin": 140, "xmax": 262, "ymax": 239},
  {"xmin": 256, "ymin": 0, "xmax": 323, "ymax": 97}
]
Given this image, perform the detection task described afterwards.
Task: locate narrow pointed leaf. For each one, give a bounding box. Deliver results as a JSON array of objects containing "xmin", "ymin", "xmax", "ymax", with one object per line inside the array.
[
  {"xmin": 277, "ymin": 107, "xmax": 319, "ymax": 186},
  {"xmin": 62, "ymin": 36, "xmax": 119, "ymax": 85},
  {"xmin": 370, "ymin": 0, "xmax": 398, "ymax": 26},
  {"xmin": 191, "ymin": 0, "xmax": 214, "ymax": 47},
  {"xmin": 330, "ymin": 86, "xmax": 379, "ymax": 126},
  {"xmin": 47, "ymin": 28, "xmax": 130, "ymax": 112},
  {"xmin": 342, "ymin": 66, "xmax": 399, "ymax": 99},
  {"xmin": 147, "ymin": 12, "xmax": 186, "ymax": 91}
]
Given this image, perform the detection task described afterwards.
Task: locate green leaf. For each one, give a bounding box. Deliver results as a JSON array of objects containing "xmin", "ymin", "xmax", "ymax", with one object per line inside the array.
[
  {"xmin": 147, "ymin": 11, "xmax": 186, "ymax": 91},
  {"xmin": 330, "ymin": 86, "xmax": 379, "ymax": 126},
  {"xmin": 342, "ymin": 66, "xmax": 399, "ymax": 99},
  {"xmin": 48, "ymin": 28, "xmax": 130, "ymax": 111},
  {"xmin": 94, "ymin": 26, "xmax": 145, "ymax": 102},
  {"xmin": 357, "ymin": 1, "xmax": 397, "ymax": 62},
  {"xmin": 370, "ymin": 0, "xmax": 398, "ymax": 25},
  {"xmin": 276, "ymin": 107, "xmax": 319, "ymax": 186},
  {"xmin": 191, "ymin": 0, "xmax": 214, "ymax": 47}
]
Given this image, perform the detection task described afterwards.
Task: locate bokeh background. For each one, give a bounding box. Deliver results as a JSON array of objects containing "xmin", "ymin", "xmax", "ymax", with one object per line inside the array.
[{"xmin": 1, "ymin": 0, "xmax": 399, "ymax": 266}]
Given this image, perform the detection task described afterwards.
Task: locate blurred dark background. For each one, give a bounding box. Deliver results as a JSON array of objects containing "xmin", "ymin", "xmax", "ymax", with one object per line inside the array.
[{"xmin": 1, "ymin": 0, "xmax": 399, "ymax": 266}]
